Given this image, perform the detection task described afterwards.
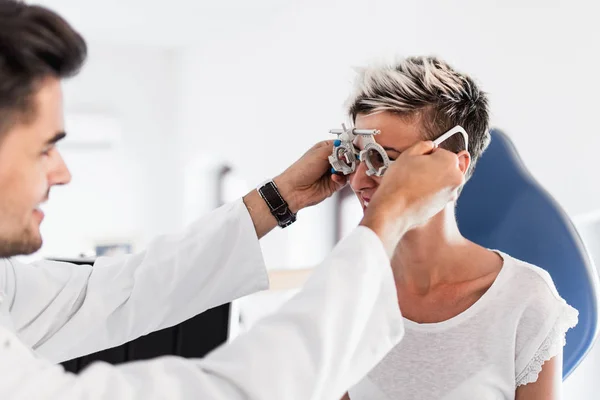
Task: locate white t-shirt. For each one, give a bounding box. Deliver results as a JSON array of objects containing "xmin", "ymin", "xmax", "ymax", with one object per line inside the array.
[{"xmin": 348, "ymin": 252, "xmax": 579, "ymax": 400}]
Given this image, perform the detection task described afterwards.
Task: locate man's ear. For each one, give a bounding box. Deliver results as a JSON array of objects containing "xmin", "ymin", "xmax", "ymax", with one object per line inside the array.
[{"xmin": 457, "ymin": 150, "xmax": 471, "ymax": 175}]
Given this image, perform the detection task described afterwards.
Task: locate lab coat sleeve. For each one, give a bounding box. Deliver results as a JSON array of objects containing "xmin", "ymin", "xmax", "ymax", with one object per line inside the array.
[
  {"xmin": 0, "ymin": 199, "xmax": 269, "ymax": 363},
  {"xmin": 0, "ymin": 226, "xmax": 403, "ymax": 400}
]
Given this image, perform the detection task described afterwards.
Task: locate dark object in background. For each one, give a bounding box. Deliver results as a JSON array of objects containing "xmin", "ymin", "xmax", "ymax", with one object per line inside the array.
[{"xmin": 54, "ymin": 257, "xmax": 231, "ymax": 373}]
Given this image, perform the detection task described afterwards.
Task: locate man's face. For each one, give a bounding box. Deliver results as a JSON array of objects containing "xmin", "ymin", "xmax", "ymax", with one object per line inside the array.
[{"xmin": 0, "ymin": 77, "xmax": 71, "ymax": 257}]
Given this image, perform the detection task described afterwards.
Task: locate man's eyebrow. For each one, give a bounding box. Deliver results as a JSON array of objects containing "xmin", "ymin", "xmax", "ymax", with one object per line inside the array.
[{"xmin": 45, "ymin": 132, "xmax": 67, "ymax": 145}]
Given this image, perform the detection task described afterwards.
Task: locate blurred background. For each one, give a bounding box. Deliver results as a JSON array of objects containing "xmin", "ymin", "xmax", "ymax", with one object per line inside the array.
[{"xmin": 22, "ymin": 0, "xmax": 600, "ymax": 397}]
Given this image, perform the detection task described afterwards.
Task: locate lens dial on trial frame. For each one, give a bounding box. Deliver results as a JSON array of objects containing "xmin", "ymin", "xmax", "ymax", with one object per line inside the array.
[
  {"xmin": 328, "ymin": 123, "xmax": 381, "ymax": 175},
  {"xmin": 329, "ymin": 124, "xmax": 469, "ymax": 176}
]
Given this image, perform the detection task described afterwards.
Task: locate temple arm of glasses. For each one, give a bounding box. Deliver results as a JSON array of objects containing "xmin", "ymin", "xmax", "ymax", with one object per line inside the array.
[{"xmin": 433, "ymin": 125, "xmax": 469, "ymax": 153}]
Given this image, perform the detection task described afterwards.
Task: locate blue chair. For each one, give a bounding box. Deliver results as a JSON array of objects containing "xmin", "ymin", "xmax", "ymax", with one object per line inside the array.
[{"xmin": 456, "ymin": 128, "xmax": 599, "ymax": 378}]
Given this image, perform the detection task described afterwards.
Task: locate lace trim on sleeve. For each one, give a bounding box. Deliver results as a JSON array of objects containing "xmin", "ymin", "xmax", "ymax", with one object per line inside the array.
[{"xmin": 516, "ymin": 304, "xmax": 579, "ymax": 387}]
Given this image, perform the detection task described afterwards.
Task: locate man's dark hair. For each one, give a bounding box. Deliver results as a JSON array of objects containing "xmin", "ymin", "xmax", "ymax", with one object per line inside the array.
[{"xmin": 0, "ymin": 0, "xmax": 87, "ymax": 136}]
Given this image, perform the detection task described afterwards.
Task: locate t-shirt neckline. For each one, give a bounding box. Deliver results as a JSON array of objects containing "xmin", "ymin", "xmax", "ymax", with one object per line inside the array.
[{"xmin": 402, "ymin": 250, "xmax": 511, "ymax": 332}]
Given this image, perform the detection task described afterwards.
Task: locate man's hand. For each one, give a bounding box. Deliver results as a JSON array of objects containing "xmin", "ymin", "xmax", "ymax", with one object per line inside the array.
[
  {"xmin": 360, "ymin": 141, "xmax": 465, "ymax": 256},
  {"xmin": 274, "ymin": 140, "xmax": 347, "ymax": 213},
  {"xmin": 244, "ymin": 140, "xmax": 346, "ymax": 239}
]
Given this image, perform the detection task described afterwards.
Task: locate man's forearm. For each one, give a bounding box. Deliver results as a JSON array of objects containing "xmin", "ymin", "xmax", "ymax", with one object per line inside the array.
[
  {"xmin": 242, "ymin": 176, "xmax": 301, "ymax": 239},
  {"xmin": 23, "ymin": 200, "xmax": 268, "ymax": 363},
  {"xmin": 242, "ymin": 189, "xmax": 278, "ymax": 239},
  {"xmin": 198, "ymin": 226, "xmax": 403, "ymax": 400}
]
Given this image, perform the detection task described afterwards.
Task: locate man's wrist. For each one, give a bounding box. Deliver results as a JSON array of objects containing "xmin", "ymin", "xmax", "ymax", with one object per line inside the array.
[
  {"xmin": 359, "ymin": 213, "xmax": 389, "ymax": 242},
  {"xmin": 273, "ymin": 175, "xmax": 302, "ymax": 214},
  {"xmin": 243, "ymin": 189, "xmax": 279, "ymax": 239},
  {"xmin": 359, "ymin": 200, "xmax": 410, "ymax": 258}
]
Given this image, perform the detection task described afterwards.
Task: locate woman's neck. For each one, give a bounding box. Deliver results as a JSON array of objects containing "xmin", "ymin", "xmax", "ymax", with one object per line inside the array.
[{"xmin": 391, "ymin": 205, "xmax": 472, "ymax": 293}]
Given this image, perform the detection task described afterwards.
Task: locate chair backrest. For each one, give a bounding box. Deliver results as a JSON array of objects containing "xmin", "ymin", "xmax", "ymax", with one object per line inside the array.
[{"xmin": 456, "ymin": 128, "xmax": 599, "ymax": 378}]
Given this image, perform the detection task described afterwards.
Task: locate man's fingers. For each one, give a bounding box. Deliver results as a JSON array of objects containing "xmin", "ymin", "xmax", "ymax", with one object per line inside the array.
[
  {"xmin": 431, "ymin": 147, "xmax": 461, "ymax": 166},
  {"xmin": 313, "ymin": 140, "xmax": 334, "ymax": 150},
  {"xmin": 305, "ymin": 140, "xmax": 334, "ymax": 159},
  {"xmin": 331, "ymin": 173, "xmax": 347, "ymax": 187},
  {"xmin": 430, "ymin": 150, "xmax": 465, "ymax": 186},
  {"xmin": 404, "ymin": 140, "xmax": 436, "ymax": 156}
]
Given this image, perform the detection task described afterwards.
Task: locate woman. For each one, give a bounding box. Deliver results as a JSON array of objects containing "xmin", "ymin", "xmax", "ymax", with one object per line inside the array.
[{"xmin": 338, "ymin": 56, "xmax": 577, "ymax": 399}]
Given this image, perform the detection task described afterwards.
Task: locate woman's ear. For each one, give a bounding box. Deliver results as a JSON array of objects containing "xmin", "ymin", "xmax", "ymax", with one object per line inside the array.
[{"xmin": 457, "ymin": 150, "xmax": 471, "ymax": 175}]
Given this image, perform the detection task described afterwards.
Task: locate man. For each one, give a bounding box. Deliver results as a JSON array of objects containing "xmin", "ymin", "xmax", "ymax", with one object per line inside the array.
[{"xmin": 0, "ymin": 2, "xmax": 464, "ymax": 399}]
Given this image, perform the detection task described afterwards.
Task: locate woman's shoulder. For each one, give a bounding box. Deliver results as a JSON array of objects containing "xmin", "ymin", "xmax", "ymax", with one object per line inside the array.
[
  {"xmin": 496, "ymin": 253, "xmax": 579, "ymax": 385},
  {"xmin": 498, "ymin": 252, "xmax": 567, "ymax": 306}
]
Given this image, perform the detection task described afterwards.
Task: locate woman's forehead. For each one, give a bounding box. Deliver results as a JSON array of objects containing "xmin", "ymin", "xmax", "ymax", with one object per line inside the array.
[{"xmin": 354, "ymin": 112, "xmax": 422, "ymax": 151}]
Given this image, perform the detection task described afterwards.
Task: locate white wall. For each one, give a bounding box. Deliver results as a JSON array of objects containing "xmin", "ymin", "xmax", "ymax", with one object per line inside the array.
[{"xmin": 29, "ymin": 43, "xmax": 183, "ymax": 260}]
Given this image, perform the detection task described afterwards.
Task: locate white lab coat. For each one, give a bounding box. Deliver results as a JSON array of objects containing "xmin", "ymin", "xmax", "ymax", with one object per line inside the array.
[{"xmin": 0, "ymin": 199, "xmax": 403, "ymax": 399}]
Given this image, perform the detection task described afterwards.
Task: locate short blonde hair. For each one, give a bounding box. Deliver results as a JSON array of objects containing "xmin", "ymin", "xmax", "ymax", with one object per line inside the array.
[{"xmin": 347, "ymin": 56, "xmax": 490, "ymax": 179}]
